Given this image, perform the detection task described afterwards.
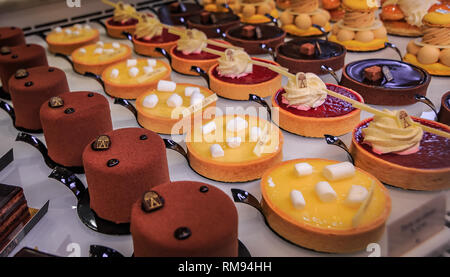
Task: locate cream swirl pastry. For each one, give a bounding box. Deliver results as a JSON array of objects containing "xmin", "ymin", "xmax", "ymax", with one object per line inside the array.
[
  {"xmin": 362, "ymin": 110, "xmax": 423, "ymax": 155},
  {"xmin": 113, "ymin": 1, "xmax": 136, "ymax": 23},
  {"xmin": 217, "ymin": 48, "xmax": 253, "ymax": 78},
  {"xmin": 176, "ymin": 29, "xmax": 207, "ymax": 55},
  {"xmin": 134, "ymin": 16, "xmax": 163, "ymax": 39},
  {"xmin": 343, "ymin": 10, "xmax": 375, "ymax": 28},
  {"xmin": 290, "ymin": 0, "xmax": 319, "ymax": 13},
  {"xmin": 383, "ymin": 0, "xmax": 438, "ymax": 27},
  {"xmin": 281, "ymin": 72, "xmax": 327, "ymax": 111},
  {"xmin": 422, "ymin": 27, "xmax": 450, "ymax": 46}
]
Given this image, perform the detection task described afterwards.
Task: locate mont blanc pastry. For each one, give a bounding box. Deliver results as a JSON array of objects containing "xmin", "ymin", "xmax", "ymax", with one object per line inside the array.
[{"xmin": 329, "ymin": 0, "xmax": 388, "ymax": 52}]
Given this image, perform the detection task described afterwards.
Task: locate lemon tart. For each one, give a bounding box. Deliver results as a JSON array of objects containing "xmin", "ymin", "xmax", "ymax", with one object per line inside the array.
[
  {"xmin": 46, "ymin": 24, "xmax": 99, "ymax": 55},
  {"xmin": 136, "ymin": 82, "xmax": 217, "ymax": 135},
  {"xmin": 71, "ymin": 41, "xmax": 132, "ymax": 75},
  {"xmin": 102, "ymin": 58, "xmax": 171, "ymax": 99},
  {"xmin": 186, "ymin": 115, "xmax": 283, "ymax": 182},
  {"xmin": 261, "ymin": 158, "xmax": 391, "ymax": 253}
]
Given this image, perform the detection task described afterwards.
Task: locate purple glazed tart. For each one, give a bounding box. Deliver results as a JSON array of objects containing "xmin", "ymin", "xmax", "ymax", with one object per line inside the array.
[
  {"xmin": 274, "ymin": 38, "xmax": 346, "ymax": 75},
  {"xmin": 438, "ymin": 91, "xmax": 450, "ymax": 126},
  {"xmin": 225, "ymin": 24, "xmax": 286, "ymax": 55},
  {"xmin": 340, "ymin": 59, "xmax": 431, "ymax": 106},
  {"xmin": 187, "ymin": 11, "xmax": 241, "ymax": 38}
]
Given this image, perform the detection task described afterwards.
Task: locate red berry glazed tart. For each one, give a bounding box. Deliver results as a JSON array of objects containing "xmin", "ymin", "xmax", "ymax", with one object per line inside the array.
[
  {"xmin": 104, "ymin": 1, "xmax": 139, "ymax": 39},
  {"xmin": 197, "ymin": 48, "xmax": 282, "ymax": 100},
  {"xmin": 130, "ymin": 15, "xmax": 180, "ymax": 58},
  {"xmin": 166, "ymin": 28, "xmax": 232, "ymax": 76},
  {"xmin": 268, "ymin": 72, "xmax": 363, "ymax": 138},
  {"xmin": 350, "ymin": 110, "xmax": 450, "ymax": 191}
]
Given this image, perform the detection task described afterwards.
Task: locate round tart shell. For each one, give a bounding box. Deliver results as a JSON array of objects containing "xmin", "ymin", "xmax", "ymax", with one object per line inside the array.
[
  {"xmin": 225, "ymin": 26, "xmax": 286, "ymax": 55},
  {"xmin": 275, "ymin": 41, "xmax": 346, "ymax": 75},
  {"xmin": 260, "ymin": 158, "xmax": 391, "ymax": 253},
  {"xmin": 105, "ymin": 18, "xmax": 137, "ymax": 39},
  {"xmin": 239, "ymin": 10, "xmax": 279, "ymax": 24},
  {"xmin": 272, "ymin": 84, "xmax": 363, "ymax": 138},
  {"xmin": 186, "ymin": 116, "xmax": 284, "ymax": 182},
  {"xmin": 132, "ymin": 35, "xmax": 179, "ymax": 58},
  {"xmin": 72, "ymin": 44, "xmax": 132, "ymax": 75},
  {"xmin": 46, "ymin": 29, "xmax": 100, "ymax": 56},
  {"xmin": 340, "ymin": 61, "xmax": 431, "ymax": 106},
  {"xmin": 136, "ymin": 84, "xmax": 216, "ymax": 135},
  {"xmin": 350, "ymin": 117, "xmax": 450, "ymax": 191},
  {"xmin": 328, "ymin": 35, "xmax": 387, "ymax": 52},
  {"xmin": 102, "ymin": 61, "xmax": 172, "ymax": 100},
  {"xmin": 438, "ymin": 91, "xmax": 450, "ymax": 126},
  {"xmin": 169, "ymin": 41, "xmax": 230, "ymax": 76},
  {"xmin": 187, "ymin": 18, "xmax": 241, "ymax": 38},
  {"xmin": 208, "ymin": 58, "xmax": 282, "ymax": 100},
  {"xmin": 282, "ymin": 23, "xmax": 332, "ymax": 37}
]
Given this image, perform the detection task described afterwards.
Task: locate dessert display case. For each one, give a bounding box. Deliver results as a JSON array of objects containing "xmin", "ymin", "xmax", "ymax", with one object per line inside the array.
[{"xmin": 0, "ymin": 0, "xmax": 449, "ymax": 257}]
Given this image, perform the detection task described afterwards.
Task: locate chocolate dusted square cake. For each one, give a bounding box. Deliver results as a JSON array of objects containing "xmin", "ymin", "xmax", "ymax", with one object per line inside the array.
[{"xmin": 0, "ymin": 184, "xmax": 30, "ymax": 250}]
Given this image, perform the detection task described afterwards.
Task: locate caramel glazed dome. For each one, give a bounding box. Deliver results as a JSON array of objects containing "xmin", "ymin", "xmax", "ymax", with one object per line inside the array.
[{"xmin": 404, "ymin": 7, "xmax": 450, "ymax": 75}]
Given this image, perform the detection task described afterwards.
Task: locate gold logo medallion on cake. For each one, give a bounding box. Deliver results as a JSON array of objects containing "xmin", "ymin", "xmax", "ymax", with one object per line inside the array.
[
  {"xmin": 141, "ymin": 191, "xmax": 164, "ymax": 213},
  {"xmin": 91, "ymin": 135, "xmax": 111, "ymax": 151},
  {"xmin": 15, "ymin": 69, "xmax": 29, "ymax": 79},
  {"xmin": 48, "ymin": 96, "xmax": 64, "ymax": 108}
]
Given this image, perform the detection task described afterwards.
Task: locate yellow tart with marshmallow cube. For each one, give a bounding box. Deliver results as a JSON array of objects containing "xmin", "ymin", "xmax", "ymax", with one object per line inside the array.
[
  {"xmin": 186, "ymin": 114, "xmax": 283, "ymax": 182},
  {"xmin": 136, "ymin": 82, "xmax": 217, "ymax": 135},
  {"xmin": 261, "ymin": 158, "xmax": 391, "ymax": 253},
  {"xmin": 71, "ymin": 41, "xmax": 132, "ymax": 75},
  {"xmin": 102, "ymin": 58, "xmax": 171, "ymax": 99},
  {"xmin": 46, "ymin": 24, "xmax": 99, "ymax": 55}
]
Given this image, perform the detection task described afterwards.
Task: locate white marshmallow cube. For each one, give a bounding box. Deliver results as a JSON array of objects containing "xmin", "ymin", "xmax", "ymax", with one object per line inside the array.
[
  {"xmin": 93, "ymin": 48, "xmax": 103, "ymax": 55},
  {"xmin": 64, "ymin": 29, "xmax": 72, "ymax": 35},
  {"xmin": 96, "ymin": 41, "xmax": 104, "ymax": 47},
  {"xmin": 112, "ymin": 42, "xmax": 121, "ymax": 49},
  {"xmin": 290, "ymin": 190, "xmax": 306, "ymax": 209},
  {"xmin": 185, "ymin": 86, "xmax": 200, "ymax": 97},
  {"xmin": 143, "ymin": 66, "xmax": 154, "ymax": 74},
  {"xmin": 127, "ymin": 59, "xmax": 137, "ymax": 67},
  {"xmin": 226, "ymin": 117, "xmax": 248, "ymax": 132},
  {"xmin": 142, "ymin": 94, "xmax": 158, "ymax": 108},
  {"xmin": 73, "ymin": 30, "xmax": 80, "ymax": 36},
  {"xmin": 74, "ymin": 24, "xmax": 82, "ymax": 29},
  {"xmin": 103, "ymin": 49, "xmax": 114, "ymax": 54},
  {"xmin": 315, "ymin": 181, "xmax": 337, "ymax": 202},
  {"xmin": 226, "ymin": 137, "xmax": 242, "ymax": 148},
  {"xmin": 157, "ymin": 80, "xmax": 176, "ymax": 92},
  {"xmin": 210, "ymin": 144, "xmax": 224, "ymax": 158},
  {"xmin": 202, "ymin": 121, "xmax": 216, "ymax": 135},
  {"xmin": 190, "ymin": 92, "xmax": 205, "ymax": 106},
  {"xmin": 110, "ymin": 69, "xmax": 119, "ymax": 79},
  {"xmin": 78, "ymin": 48, "xmax": 86, "ymax": 54},
  {"xmin": 250, "ymin": 127, "xmax": 261, "ymax": 141},
  {"xmin": 84, "ymin": 25, "xmax": 92, "ymax": 30},
  {"xmin": 166, "ymin": 93, "xmax": 183, "ymax": 108},
  {"xmin": 345, "ymin": 185, "xmax": 369, "ymax": 206},
  {"xmin": 323, "ymin": 162, "xmax": 355, "ymax": 181},
  {"xmin": 54, "ymin": 27, "xmax": 62, "ymax": 33},
  {"xmin": 147, "ymin": 59, "xmax": 157, "ymax": 67},
  {"xmin": 128, "ymin": 67, "xmax": 139, "ymax": 77},
  {"xmin": 295, "ymin": 162, "xmax": 313, "ymax": 176}
]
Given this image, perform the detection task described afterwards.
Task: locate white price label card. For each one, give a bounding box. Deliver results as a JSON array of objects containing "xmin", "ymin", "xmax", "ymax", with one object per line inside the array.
[{"xmin": 387, "ymin": 193, "xmax": 446, "ymax": 257}]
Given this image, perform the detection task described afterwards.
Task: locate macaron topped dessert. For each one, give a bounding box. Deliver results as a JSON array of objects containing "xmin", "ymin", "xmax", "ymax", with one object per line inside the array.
[
  {"xmin": 0, "ymin": 27, "xmax": 26, "ymax": 47},
  {"xmin": 46, "ymin": 24, "xmax": 99, "ymax": 55},
  {"xmin": 228, "ymin": 0, "xmax": 279, "ymax": 24},
  {"xmin": 104, "ymin": 1, "xmax": 139, "ymax": 38},
  {"xmin": 329, "ymin": 0, "xmax": 388, "ymax": 52},
  {"xmin": 380, "ymin": 0, "xmax": 439, "ymax": 37},
  {"xmin": 403, "ymin": 3, "xmax": 450, "ymax": 76},
  {"xmin": 278, "ymin": 0, "xmax": 332, "ymax": 37}
]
